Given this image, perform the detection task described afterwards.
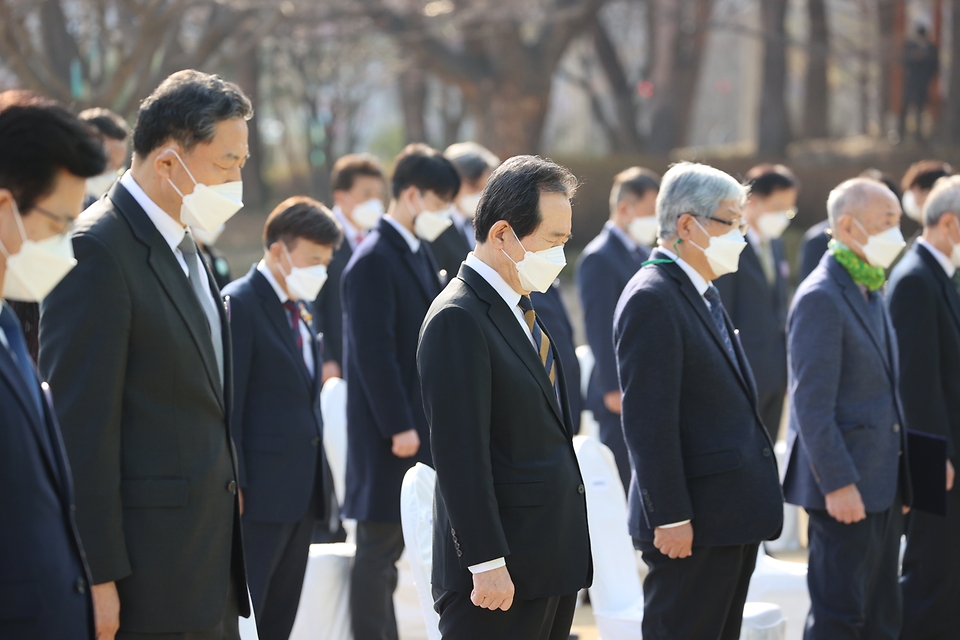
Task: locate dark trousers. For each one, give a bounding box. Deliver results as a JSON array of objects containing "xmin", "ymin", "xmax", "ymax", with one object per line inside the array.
[
  {"xmin": 900, "ymin": 487, "xmax": 960, "ymax": 639},
  {"xmin": 117, "ymin": 578, "xmax": 240, "ymax": 640},
  {"xmin": 432, "ymin": 587, "xmax": 577, "ymax": 640},
  {"xmin": 758, "ymin": 388, "xmax": 786, "ymax": 440},
  {"xmin": 350, "ymin": 521, "xmax": 404, "ymax": 640},
  {"xmin": 805, "ymin": 501, "xmax": 904, "ymax": 640},
  {"xmin": 597, "ymin": 409, "xmax": 630, "ymax": 490},
  {"xmin": 637, "ymin": 540, "xmax": 758, "ymax": 640}
]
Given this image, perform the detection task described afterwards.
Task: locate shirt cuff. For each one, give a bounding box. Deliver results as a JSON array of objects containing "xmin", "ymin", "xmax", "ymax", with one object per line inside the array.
[
  {"xmin": 468, "ymin": 558, "xmax": 506, "ymax": 574},
  {"xmin": 659, "ymin": 520, "xmax": 691, "ymax": 529}
]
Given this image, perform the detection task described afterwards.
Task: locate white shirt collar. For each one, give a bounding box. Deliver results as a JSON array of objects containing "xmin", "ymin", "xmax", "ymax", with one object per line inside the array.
[
  {"xmin": 120, "ymin": 171, "xmax": 185, "ymax": 253},
  {"xmin": 257, "ymin": 260, "xmax": 289, "ymax": 303},
  {"xmin": 0, "ymin": 305, "xmax": 9, "ymax": 350},
  {"xmin": 656, "ymin": 246, "xmax": 711, "ymax": 298},
  {"xmin": 606, "ymin": 220, "xmax": 639, "ymax": 253},
  {"xmin": 918, "ymin": 238, "xmax": 956, "ymax": 278},
  {"xmin": 384, "ymin": 215, "xmax": 421, "ymax": 253},
  {"xmin": 333, "ymin": 206, "xmax": 363, "ymax": 250},
  {"xmin": 464, "ymin": 252, "xmax": 521, "ymax": 310}
]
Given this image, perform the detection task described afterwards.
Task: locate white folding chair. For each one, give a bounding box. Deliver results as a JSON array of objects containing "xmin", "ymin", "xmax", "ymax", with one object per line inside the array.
[
  {"xmin": 747, "ymin": 549, "xmax": 810, "ymax": 640},
  {"xmin": 740, "ymin": 602, "xmax": 788, "ymax": 640},
  {"xmin": 238, "ymin": 589, "xmax": 259, "ymax": 640},
  {"xmin": 288, "ymin": 542, "xmax": 355, "ymax": 640},
  {"xmin": 320, "ymin": 377, "xmax": 348, "ymax": 507},
  {"xmin": 765, "ymin": 441, "xmax": 802, "ymax": 553},
  {"xmin": 399, "ymin": 463, "xmax": 442, "ymax": 640},
  {"xmin": 575, "ymin": 346, "xmax": 600, "ymax": 439}
]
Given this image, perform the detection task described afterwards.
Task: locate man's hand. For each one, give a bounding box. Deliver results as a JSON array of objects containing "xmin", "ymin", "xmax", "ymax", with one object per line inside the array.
[
  {"xmin": 948, "ymin": 459, "xmax": 955, "ymax": 492},
  {"xmin": 238, "ymin": 488, "xmax": 244, "ymax": 516},
  {"xmin": 470, "ymin": 566, "xmax": 515, "ymax": 611},
  {"xmin": 603, "ymin": 391, "xmax": 622, "ymax": 415},
  {"xmin": 321, "ymin": 361, "xmax": 341, "ymax": 384},
  {"xmin": 654, "ymin": 523, "xmax": 693, "ymax": 559},
  {"xmin": 825, "ymin": 483, "xmax": 866, "ymax": 524},
  {"xmin": 391, "ymin": 429, "xmax": 420, "ymax": 458},
  {"xmin": 92, "ymin": 581, "xmax": 120, "ymax": 640}
]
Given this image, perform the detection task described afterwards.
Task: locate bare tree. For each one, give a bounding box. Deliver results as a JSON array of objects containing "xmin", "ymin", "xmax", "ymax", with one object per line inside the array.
[
  {"xmin": 757, "ymin": 0, "xmax": 790, "ymax": 156},
  {"xmin": 803, "ymin": 0, "xmax": 830, "ymax": 139},
  {"xmin": 946, "ymin": 0, "xmax": 960, "ymax": 144}
]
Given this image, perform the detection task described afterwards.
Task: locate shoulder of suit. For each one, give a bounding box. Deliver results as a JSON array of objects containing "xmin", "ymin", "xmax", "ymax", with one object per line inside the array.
[
  {"xmin": 221, "ymin": 272, "xmax": 255, "ymax": 300},
  {"xmin": 74, "ymin": 198, "xmax": 127, "ymax": 241}
]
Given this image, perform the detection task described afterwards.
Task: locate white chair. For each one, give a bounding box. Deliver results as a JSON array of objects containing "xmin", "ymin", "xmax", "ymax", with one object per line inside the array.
[
  {"xmin": 575, "ymin": 346, "xmax": 600, "ymax": 439},
  {"xmin": 572, "ymin": 435, "xmax": 644, "ymax": 639},
  {"xmin": 288, "ymin": 542, "xmax": 355, "ymax": 640},
  {"xmin": 399, "ymin": 463, "xmax": 442, "ymax": 640},
  {"xmin": 747, "ymin": 549, "xmax": 810, "ymax": 640},
  {"xmin": 740, "ymin": 602, "xmax": 788, "ymax": 640},
  {"xmin": 765, "ymin": 441, "xmax": 802, "ymax": 553},
  {"xmin": 320, "ymin": 377, "xmax": 348, "ymax": 507},
  {"xmin": 238, "ymin": 589, "xmax": 259, "ymax": 640}
]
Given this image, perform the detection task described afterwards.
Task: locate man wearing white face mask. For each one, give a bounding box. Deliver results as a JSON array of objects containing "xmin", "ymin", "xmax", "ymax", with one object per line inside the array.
[
  {"xmin": 79, "ymin": 108, "xmax": 130, "ymax": 208},
  {"xmin": 614, "ymin": 162, "xmax": 783, "ymax": 640},
  {"xmin": 340, "ymin": 143, "xmax": 459, "ymax": 640},
  {"xmin": 40, "ymin": 70, "xmax": 253, "ymax": 640},
  {"xmin": 784, "ymin": 177, "xmax": 911, "ymax": 640},
  {"xmin": 577, "ymin": 166, "xmax": 659, "ymax": 489},
  {"xmin": 419, "ymin": 155, "xmax": 591, "ymax": 640},
  {"xmin": 222, "ymin": 197, "xmax": 341, "ymax": 640},
  {"xmin": 0, "ymin": 90, "xmax": 107, "ymax": 640},
  {"xmin": 715, "ymin": 164, "xmax": 799, "ymax": 439}
]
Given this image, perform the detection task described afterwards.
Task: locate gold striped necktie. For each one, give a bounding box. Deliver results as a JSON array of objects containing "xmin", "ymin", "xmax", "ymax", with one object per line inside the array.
[{"xmin": 518, "ymin": 295, "xmax": 556, "ymax": 387}]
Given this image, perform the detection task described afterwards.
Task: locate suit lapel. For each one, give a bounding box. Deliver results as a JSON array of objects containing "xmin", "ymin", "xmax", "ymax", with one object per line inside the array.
[
  {"xmin": 251, "ymin": 269, "xmax": 313, "ymax": 393},
  {"xmin": 917, "ymin": 244, "xmax": 960, "ymax": 333},
  {"xmin": 378, "ymin": 218, "xmax": 439, "ymax": 304},
  {"xmin": 827, "ymin": 258, "xmax": 893, "ymax": 377},
  {"xmin": 0, "ymin": 350, "xmax": 62, "ymax": 486}
]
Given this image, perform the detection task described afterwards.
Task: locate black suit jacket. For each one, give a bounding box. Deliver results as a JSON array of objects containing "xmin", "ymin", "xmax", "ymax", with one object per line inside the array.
[
  {"xmin": 0, "ymin": 309, "xmax": 93, "ymax": 640},
  {"xmin": 531, "ymin": 280, "xmax": 582, "ymax": 433},
  {"xmin": 888, "ymin": 243, "xmax": 960, "ymax": 460},
  {"xmin": 799, "ymin": 220, "xmax": 831, "ymax": 283},
  {"xmin": 312, "ymin": 238, "xmax": 352, "ymax": 368},
  {"xmin": 429, "ymin": 223, "xmax": 471, "ymax": 285},
  {"xmin": 341, "ymin": 217, "xmax": 440, "ymax": 522},
  {"xmin": 39, "ymin": 183, "xmax": 249, "ymax": 632},
  {"xmin": 418, "ymin": 264, "xmax": 592, "ymax": 599},
  {"xmin": 714, "ymin": 238, "xmax": 789, "ymax": 398},
  {"xmin": 201, "ymin": 244, "xmax": 233, "ymax": 291},
  {"xmin": 613, "ymin": 249, "xmax": 784, "ymax": 545},
  {"xmin": 223, "ymin": 266, "xmax": 325, "ymax": 523}
]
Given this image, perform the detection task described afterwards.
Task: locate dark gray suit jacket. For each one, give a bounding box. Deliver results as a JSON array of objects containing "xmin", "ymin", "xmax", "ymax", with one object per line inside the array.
[{"xmin": 39, "ymin": 183, "xmax": 248, "ymax": 632}]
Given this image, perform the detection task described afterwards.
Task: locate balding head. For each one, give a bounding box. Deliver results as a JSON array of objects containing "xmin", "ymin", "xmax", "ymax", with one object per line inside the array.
[{"xmin": 827, "ymin": 177, "xmax": 902, "ymax": 262}]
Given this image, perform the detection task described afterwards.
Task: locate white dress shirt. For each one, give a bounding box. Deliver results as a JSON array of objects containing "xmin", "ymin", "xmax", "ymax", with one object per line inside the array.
[
  {"xmin": 257, "ymin": 261, "xmax": 316, "ymax": 379},
  {"xmin": 384, "ymin": 216, "xmax": 421, "ymax": 253},
  {"xmin": 918, "ymin": 238, "xmax": 957, "ymax": 278},
  {"xmin": 0, "ymin": 306, "xmax": 9, "ymax": 350},
  {"xmin": 334, "ymin": 206, "xmax": 365, "ymax": 252}
]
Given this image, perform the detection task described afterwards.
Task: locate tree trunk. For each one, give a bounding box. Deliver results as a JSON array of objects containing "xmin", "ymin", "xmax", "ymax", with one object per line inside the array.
[
  {"xmin": 234, "ymin": 45, "xmax": 267, "ymax": 211},
  {"xmin": 946, "ymin": 0, "xmax": 960, "ymax": 144},
  {"xmin": 39, "ymin": 0, "xmax": 82, "ymax": 96},
  {"xmin": 592, "ymin": 17, "xmax": 644, "ymax": 153},
  {"xmin": 758, "ymin": 0, "xmax": 790, "ymax": 157},
  {"xmin": 463, "ymin": 78, "xmax": 551, "ymax": 157},
  {"xmin": 803, "ymin": 0, "xmax": 830, "ymax": 138},
  {"xmin": 878, "ymin": 0, "xmax": 902, "ymax": 129},
  {"xmin": 399, "ymin": 66, "xmax": 428, "ymax": 144}
]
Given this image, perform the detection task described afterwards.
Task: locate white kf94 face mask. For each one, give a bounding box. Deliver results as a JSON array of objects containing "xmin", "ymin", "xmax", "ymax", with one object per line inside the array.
[
  {"xmin": 0, "ymin": 200, "xmax": 77, "ymax": 302},
  {"xmin": 851, "ymin": 219, "xmax": 905, "ymax": 269},
  {"xmin": 167, "ymin": 150, "xmax": 244, "ymax": 232},
  {"xmin": 279, "ymin": 244, "xmax": 328, "ymax": 301},
  {"xmin": 351, "ymin": 198, "xmax": 384, "ymax": 230},
  {"xmin": 756, "ymin": 210, "xmax": 794, "ymax": 240},
  {"xmin": 628, "ymin": 216, "xmax": 659, "ymax": 246},
  {"xmin": 502, "ymin": 227, "xmax": 566, "ymax": 293},
  {"xmin": 690, "ymin": 218, "xmax": 747, "ymax": 277},
  {"xmin": 413, "ymin": 193, "xmax": 454, "ymax": 242},
  {"xmin": 458, "ymin": 193, "xmax": 482, "ymax": 219}
]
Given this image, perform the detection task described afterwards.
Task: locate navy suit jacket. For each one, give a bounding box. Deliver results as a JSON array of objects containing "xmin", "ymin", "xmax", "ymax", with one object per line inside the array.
[
  {"xmin": 576, "ymin": 225, "xmax": 647, "ymax": 414},
  {"xmin": 714, "ymin": 238, "xmax": 789, "ymax": 398},
  {"xmin": 888, "ymin": 243, "xmax": 960, "ymax": 460},
  {"xmin": 798, "ymin": 220, "xmax": 831, "ymax": 283},
  {"xmin": 531, "ymin": 280, "xmax": 582, "ymax": 434},
  {"xmin": 312, "ymin": 239, "xmax": 352, "ymax": 368},
  {"xmin": 223, "ymin": 266, "xmax": 325, "ymax": 523},
  {"xmin": 783, "ymin": 253, "xmax": 911, "ymax": 512},
  {"xmin": 0, "ymin": 309, "xmax": 94, "ymax": 639},
  {"xmin": 341, "ymin": 217, "xmax": 441, "ymax": 522},
  {"xmin": 429, "ymin": 222, "xmax": 471, "ymax": 286},
  {"xmin": 614, "ymin": 249, "xmax": 783, "ymax": 546}
]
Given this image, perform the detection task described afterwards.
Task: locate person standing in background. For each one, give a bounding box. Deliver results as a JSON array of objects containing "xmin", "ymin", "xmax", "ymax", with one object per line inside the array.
[
  {"xmin": 899, "ymin": 24, "xmax": 939, "ymax": 143},
  {"xmin": 576, "ymin": 166, "xmax": 659, "ymax": 488},
  {"xmin": 79, "ymin": 108, "xmax": 130, "ymax": 207},
  {"xmin": 715, "ymin": 164, "xmax": 798, "ymax": 437},
  {"xmin": 313, "ymin": 153, "xmax": 385, "ymax": 383},
  {"xmin": 899, "ymin": 160, "xmax": 953, "ymax": 230}
]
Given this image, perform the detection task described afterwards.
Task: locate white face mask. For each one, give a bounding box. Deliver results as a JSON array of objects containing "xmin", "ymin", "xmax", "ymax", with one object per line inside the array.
[
  {"xmin": 0, "ymin": 200, "xmax": 77, "ymax": 302},
  {"xmin": 190, "ymin": 224, "xmax": 225, "ymax": 247},
  {"xmin": 951, "ymin": 242, "xmax": 960, "ymax": 268},
  {"xmin": 167, "ymin": 150, "xmax": 244, "ymax": 232},
  {"xmin": 350, "ymin": 198, "xmax": 384, "ymax": 230},
  {"xmin": 413, "ymin": 193, "xmax": 453, "ymax": 242},
  {"xmin": 458, "ymin": 193, "xmax": 482, "ymax": 219},
  {"xmin": 627, "ymin": 216, "xmax": 658, "ymax": 246},
  {"xmin": 902, "ymin": 190, "xmax": 923, "ymax": 223},
  {"xmin": 279, "ymin": 244, "xmax": 328, "ymax": 301},
  {"xmin": 851, "ymin": 218, "xmax": 905, "ymax": 269},
  {"xmin": 86, "ymin": 170, "xmax": 119, "ymax": 199},
  {"xmin": 501, "ymin": 227, "xmax": 566, "ymax": 293},
  {"xmin": 756, "ymin": 210, "xmax": 793, "ymax": 240},
  {"xmin": 690, "ymin": 218, "xmax": 747, "ymax": 277}
]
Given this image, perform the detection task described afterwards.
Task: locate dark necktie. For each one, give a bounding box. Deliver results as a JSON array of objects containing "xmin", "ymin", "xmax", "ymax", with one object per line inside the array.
[
  {"xmin": 518, "ymin": 296, "xmax": 557, "ymax": 394},
  {"xmin": 0, "ymin": 304, "xmax": 42, "ymax": 416},
  {"xmin": 283, "ymin": 300, "xmax": 310, "ymax": 375},
  {"xmin": 952, "ymin": 270, "xmax": 960, "ymax": 295},
  {"xmin": 178, "ymin": 232, "xmax": 224, "ymax": 386},
  {"xmin": 702, "ymin": 285, "xmax": 737, "ymax": 363}
]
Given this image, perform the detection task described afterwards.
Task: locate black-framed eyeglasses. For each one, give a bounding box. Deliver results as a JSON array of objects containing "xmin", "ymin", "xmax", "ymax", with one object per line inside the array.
[
  {"xmin": 31, "ymin": 205, "xmax": 75, "ymax": 234},
  {"xmin": 695, "ymin": 214, "xmax": 748, "ymax": 235}
]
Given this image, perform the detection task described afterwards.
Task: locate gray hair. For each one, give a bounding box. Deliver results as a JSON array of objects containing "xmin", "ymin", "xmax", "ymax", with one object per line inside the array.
[
  {"xmin": 656, "ymin": 162, "xmax": 745, "ymax": 239},
  {"xmin": 444, "ymin": 141, "xmax": 501, "ymax": 184},
  {"xmin": 826, "ymin": 177, "xmax": 893, "ymax": 229},
  {"xmin": 923, "ymin": 175, "xmax": 960, "ymax": 227}
]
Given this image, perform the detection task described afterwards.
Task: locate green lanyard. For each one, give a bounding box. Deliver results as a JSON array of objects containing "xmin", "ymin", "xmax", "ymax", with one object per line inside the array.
[{"xmin": 641, "ymin": 258, "xmax": 675, "ymax": 267}]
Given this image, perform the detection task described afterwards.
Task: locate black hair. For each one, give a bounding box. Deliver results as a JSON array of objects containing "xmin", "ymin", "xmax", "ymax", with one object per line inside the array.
[
  {"xmin": 331, "ymin": 153, "xmax": 385, "ymax": 192},
  {"xmin": 444, "ymin": 142, "xmax": 501, "ymax": 185},
  {"xmin": 79, "ymin": 107, "xmax": 130, "ymax": 141},
  {"xmin": 902, "ymin": 160, "xmax": 953, "ymax": 193},
  {"xmin": 745, "ymin": 163, "xmax": 800, "ymax": 197},
  {"xmin": 475, "ymin": 155, "xmax": 578, "ymax": 243},
  {"xmin": 0, "ymin": 91, "xmax": 107, "ymax": 212},
  {"xmin": 133, "ymin": 69, "xmax": 253, "ymax": 157},
  {"xmin": 610, "ymin": 166, "xmax": 660, "ymax": 211},
  {"xmin": 390, "ymin": 143, "xmax": 461, "ymax": 201},
  {"xmin": 264, "ymin": 196, "xmax": 343, "ymax": 251}
]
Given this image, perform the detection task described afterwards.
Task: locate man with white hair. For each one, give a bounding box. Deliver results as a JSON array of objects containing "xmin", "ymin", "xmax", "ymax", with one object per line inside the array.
[
  {"xmin": 783, "ymin": 177, "xmax": 912, "ymax": 639},
  {"xmin": 614, "ymin": 162, "xmax": 783, "ymax": 639},
  {"xmin": 888, "ymin": 175, "xmax": 960, "ymax": 638}
]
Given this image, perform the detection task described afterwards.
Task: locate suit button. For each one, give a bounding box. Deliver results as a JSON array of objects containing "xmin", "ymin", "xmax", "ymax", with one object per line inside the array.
[
  {"xmin": 893, "ymin": 423, "xmax": 901, "ymax": 433},
  {"xmin": 451, "ymin": 528, "xmax": 456, "ymax": 536},
  {"xmin": 762, "ymin": 447, "xmax": 772, "ymax": 458},
  {"xmin": 578, "ymin": 484, "xmax": 585, "ymax": 494},
  {"xmin": 311, "ymin": 436, "xmax": 321, "ymax": 447},
  {"xmin": 226, "ymin": 480, "xmax": 237, "ymax": 494},
  {"xmin": 456, "ymin": 549, "xmax": 462, "ymax": 558},
  {"xmin": 75, "ymin": 577, "xmax": 86, "ymax": 594}
]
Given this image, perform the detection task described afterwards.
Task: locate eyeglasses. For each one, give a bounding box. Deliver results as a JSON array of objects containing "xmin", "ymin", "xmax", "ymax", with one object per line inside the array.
[
  {"xmin": 31, "ymin": 205, "xmax": 75, "ymax": 234},
  {"xmin": 695, "ymin": 213, "xmax": 748, "ymax": 235}
]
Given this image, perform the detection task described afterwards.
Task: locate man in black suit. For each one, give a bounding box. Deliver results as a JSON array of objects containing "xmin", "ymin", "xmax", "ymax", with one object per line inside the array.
[
  {"xmin": 313, "ymin": 153, "xmax": 385, "ymax": 383},
  {"xmin": 223, "ymin": 197, "xmax": 342, "ymax": 640},
  {"xmin": 40, "ymin": 70, "xmax": 251, "ymax": 640},
  {"xmin": 615, "ymin": 162, "xmax": 784, "ymax": 640},
  {"xmin": 0, "ymin": 91, "xmax": 106, "ymax": 640},
  {"xmin": 341, "ymin": 143, "xmax": 460, "ymax": 640},
  {"xmin": 888, "ymin": 176, "xmax": 960, "ymax": 639},
  {"xmin": 576, "ymin": 166, "xmax": 659, "ymax": 487},
  {"xmin": 715, "ymin": 164, "xmax": 798, "ymax": 437},
  {"xmin": 419, "ymin": 155, "xmax": 591, "ymax": 640},
  {"xmin": 80, "ymin": 107, "xmax": 130, "ymax": 207},
  {"xmin": 429, "ymin": 142, "xmax": 500, "ymax": 282}
]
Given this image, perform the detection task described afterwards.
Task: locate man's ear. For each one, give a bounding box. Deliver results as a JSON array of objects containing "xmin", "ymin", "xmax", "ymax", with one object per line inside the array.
[
  {"xmin": 488, "ymin": 220, "xmax": 510, "ymax": 249},
  {"xmin": 154, "ymin": 147, "xmax": 181, "ymax": 182},
  {"xmin": 677, "ymin": 213, "xmax": 694, "ymax": 240}
]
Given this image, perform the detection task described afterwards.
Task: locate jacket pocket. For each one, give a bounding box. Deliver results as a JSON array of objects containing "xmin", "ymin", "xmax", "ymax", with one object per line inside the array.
[
  {"xmin": 122, "ymin": 477, "xmax": 189, "ymax": 508},
  {"xmin": 683, "ymin": 449, "xmax": 742, "ymax": 478},
  {"xmin": 494, "ymin": 482, "xmax": 546, "ymax": 507},
  {"xmin": 248, "ymin": 433, "xmax": 285, "ymax": 454}
]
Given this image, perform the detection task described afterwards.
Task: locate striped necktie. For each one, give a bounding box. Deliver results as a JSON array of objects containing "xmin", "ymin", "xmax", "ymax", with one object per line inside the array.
[{"xmin": 518, "ymin": 296, "xmax": 557, "ymax": 390}]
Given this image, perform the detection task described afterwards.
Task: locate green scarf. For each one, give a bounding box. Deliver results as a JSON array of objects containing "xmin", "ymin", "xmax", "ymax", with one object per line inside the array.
[{"xmin": 829, "ymin": 240, "xmax": 886, "ymax": 291}]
